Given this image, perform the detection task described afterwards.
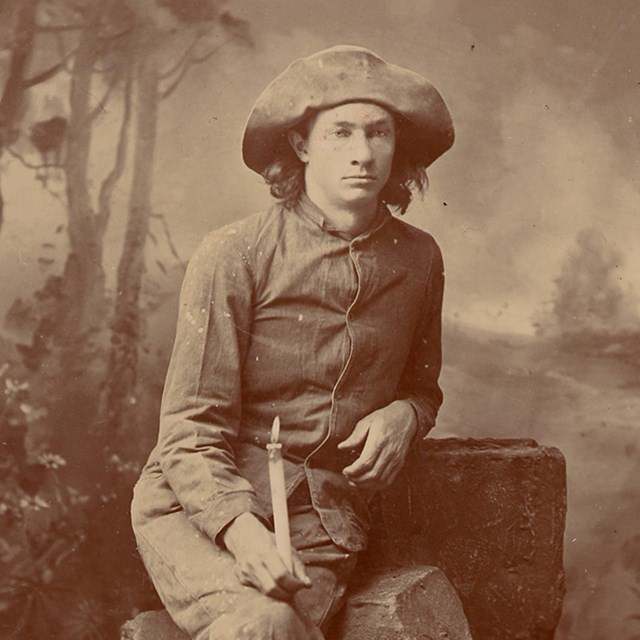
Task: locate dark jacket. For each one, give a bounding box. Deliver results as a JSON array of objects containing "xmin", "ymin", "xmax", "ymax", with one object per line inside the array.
[{"xmin": 132, "ymin": 196, "xmax": 444, "ymax": 552}]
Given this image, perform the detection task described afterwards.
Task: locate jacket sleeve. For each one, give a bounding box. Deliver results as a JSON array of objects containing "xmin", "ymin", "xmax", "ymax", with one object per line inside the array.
[
  {"xmin": 157, "ymin": 230, "xmax": 267, "ymax": 544},
  {"xmin": 396, "ymin": 241, "xmax": 445, "ymax": 439}
]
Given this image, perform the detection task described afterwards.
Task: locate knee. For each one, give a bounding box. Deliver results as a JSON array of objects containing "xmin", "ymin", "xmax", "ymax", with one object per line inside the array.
[
  {"xmin": 209, "ymin": 598, "xmax": 311, "ymax": 640},
  {"xmin": 252, "ymin": 600, "xmax": 305, "ymax": 638}
]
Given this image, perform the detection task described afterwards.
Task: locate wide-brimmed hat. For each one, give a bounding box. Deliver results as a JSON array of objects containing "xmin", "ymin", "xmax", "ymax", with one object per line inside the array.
[{"xmin": 242, "ymin": 45, "xmax": 455, "ymax": 175}]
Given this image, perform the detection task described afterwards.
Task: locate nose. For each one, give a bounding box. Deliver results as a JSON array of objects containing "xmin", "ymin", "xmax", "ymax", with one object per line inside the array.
[{"xmin": 349, "ymin": 132, "xmax": 374, "ymax": 166}]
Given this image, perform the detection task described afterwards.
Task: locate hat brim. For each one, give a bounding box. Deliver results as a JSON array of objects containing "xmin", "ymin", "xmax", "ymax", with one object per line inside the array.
[{"xmin": 242, "ymin": 45, "xmax": 455, "ymax": 175}]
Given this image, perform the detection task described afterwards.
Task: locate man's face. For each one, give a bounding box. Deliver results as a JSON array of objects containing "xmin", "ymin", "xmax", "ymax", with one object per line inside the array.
[{"xmin": 289, "ymin": 102, "xmax": 396, "ymax": 209}]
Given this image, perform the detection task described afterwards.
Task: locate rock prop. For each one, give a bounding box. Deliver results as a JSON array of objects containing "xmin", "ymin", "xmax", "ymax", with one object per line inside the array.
[
  {"xmin": 121, "ymin": 438, "xmax": 567, "ymax": 640},
  {"xmin": 367, "ymin": 438, "xmax": 567, "ymax": 640},
  {"xmin": 330, "ymin": 566, "xmax": 473, "ymax": 639},
  {"xmin": 121, "ymin": 610, "xmax": 188, "ymax": 640}
]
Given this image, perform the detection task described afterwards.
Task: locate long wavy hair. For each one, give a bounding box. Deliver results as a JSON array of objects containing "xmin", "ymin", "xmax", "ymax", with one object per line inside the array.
[{"xmin": 262, "ymin": 113, "xmax": 428, "ymax": 215}]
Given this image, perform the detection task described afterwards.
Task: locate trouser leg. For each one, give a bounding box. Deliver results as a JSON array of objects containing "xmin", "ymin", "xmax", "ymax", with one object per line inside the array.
[
  {"xmin": 200, "ymin": 592, "xmax": 318, "ymax": 640},
  {"xmin": 133, "ymin": 501, "xmax": 357, "ymax": 639},
  {"xmin": 288, "ymin": 503, "xmax": 358, "ymax": 633}
]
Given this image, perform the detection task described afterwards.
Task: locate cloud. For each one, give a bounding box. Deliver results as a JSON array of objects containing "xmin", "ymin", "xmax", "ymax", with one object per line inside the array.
[{"xmin": 405, "ymin": 23, "xmax": 640, "ymax": 333}]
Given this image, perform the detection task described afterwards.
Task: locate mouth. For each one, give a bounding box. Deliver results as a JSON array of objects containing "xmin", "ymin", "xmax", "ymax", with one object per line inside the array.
[{"xmin": 342, "ymin": 175, "xmax": 376, "ymax": 184}]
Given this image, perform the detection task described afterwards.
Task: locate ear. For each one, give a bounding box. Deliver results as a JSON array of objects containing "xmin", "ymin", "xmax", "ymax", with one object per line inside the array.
[{"xmin": 288, "ymin": 129, "xmax": 309, "ymax": 163}]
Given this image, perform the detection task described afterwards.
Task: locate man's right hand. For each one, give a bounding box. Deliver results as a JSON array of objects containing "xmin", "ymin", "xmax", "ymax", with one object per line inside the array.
[{"xmin": 222, "ymin": 512, "xmax": 311, "ymax": 600}]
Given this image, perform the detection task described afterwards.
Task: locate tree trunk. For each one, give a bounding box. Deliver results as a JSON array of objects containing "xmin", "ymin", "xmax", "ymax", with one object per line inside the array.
[
  {"xmin": 0, "ymin": 0, "xmax": 37, "ymax": 234},
  {"xmin": 104, "ymin": 45, "xmax": 159, "ymax": 434},
  {"xmin": 58, "ymin": 4, "xmax": 107, "ymax": 344}
]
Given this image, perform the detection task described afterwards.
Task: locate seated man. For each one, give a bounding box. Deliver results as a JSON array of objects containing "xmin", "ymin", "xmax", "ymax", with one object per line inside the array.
[{"xmin": 131, "ymin": 45, "xmax": 454, "ymax": 640}]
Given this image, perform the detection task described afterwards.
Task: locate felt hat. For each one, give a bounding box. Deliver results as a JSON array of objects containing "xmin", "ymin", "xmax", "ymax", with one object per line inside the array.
[{"xmin": 242, "ymin": 45, "xmax": 455, "ymax": 175}]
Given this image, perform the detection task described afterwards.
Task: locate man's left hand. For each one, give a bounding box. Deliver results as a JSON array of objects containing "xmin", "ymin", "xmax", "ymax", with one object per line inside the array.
[{"xmin": 338, "ymin": 400, "xmax": 417, "ymax": 491}]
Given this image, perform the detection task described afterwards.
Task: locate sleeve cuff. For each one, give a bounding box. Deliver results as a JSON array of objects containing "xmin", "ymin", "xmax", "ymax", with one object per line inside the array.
[
  {"xmin": 190, "ymin": 491, "xmax": 269, "ymax": 546},
  {"xmin": 403, "ymin": 396, "xmax": 437, "ymax": 441}
]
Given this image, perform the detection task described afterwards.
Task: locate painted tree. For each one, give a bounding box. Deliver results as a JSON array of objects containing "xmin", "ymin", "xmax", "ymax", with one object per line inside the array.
[
  {"xmin": 1, "ymin": 2, "xmax": 252, "ymax": 636},
  {"xmin": 102, "ymin": 0, "xmax": 251, "ymax": 437},
  {"xmin": 2, "ymin": 0, "xmax": 250, "ymax": 423},
  {"xmin": 534, "ymin": 227, "xmax": 640, "ymax": 340},
  {"xmin": 0, "ymin": 0, "xmax": 137, "ymax": 357},
  {"xmin": 0, "ymin": 0, "xmax": 75, "ymax": 233},
  {"xmin": 58, "ymin": 1, "xmax": 134, "ymax": 344}
]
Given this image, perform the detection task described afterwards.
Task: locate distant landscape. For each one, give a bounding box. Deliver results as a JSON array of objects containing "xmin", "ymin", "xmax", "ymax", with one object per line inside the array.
[{"xmin": 438, "ymin": 323, "xmax": 640, "ymax": 640}]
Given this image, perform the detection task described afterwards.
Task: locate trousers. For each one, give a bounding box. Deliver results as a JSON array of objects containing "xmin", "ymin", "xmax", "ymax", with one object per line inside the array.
[{"xmin": 132, "ymin": 484, "xmax": 358, "ymax": 640}]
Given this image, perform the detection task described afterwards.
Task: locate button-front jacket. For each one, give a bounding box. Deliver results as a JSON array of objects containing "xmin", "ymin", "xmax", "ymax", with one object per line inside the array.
[{"xmin": 132, "ymin": 196, "xmax": 444, "ymax": 553}]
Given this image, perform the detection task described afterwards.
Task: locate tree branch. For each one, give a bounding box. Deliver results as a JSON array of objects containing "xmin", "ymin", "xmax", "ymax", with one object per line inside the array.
[
  {"xmin": 157, "ymin": 9, "xmax": 252, "ymax": 102},
  {"xmin": 158, "ymin": 49, "xmax": 190, "ymax": 80},
  {"xmin": 22, "ymin": 44, "xmax": 78, "ymax": 88},
  {"xmin": 6, "ymin": 146, "xmax": 61, "ymax": 170},
  {"xmin": 190, "ymin": 40, "xmax": 229, "ymax": 64},
  {"xmin": 159, "ymin": 57, "xmax": 192, "ymax": 100},
  {"xmin": 150, "ymin": 212, "xmax": 184, "ymax": 265},
  {"xmin": 158, "ymin": 33, "xmax": 202, "ymax": 79},
  {"xmin": 41, "ymin": 182, "xmax": 67, "ymax": 208},
  {"xmin": 147, "ymin": 228, "xmax": 158, "ymax": 247},
  {"xmin": 160, "ymin": 37, "xmax": 237, "ymax": 100},
  {"xmin": 88, "ymin": 75, "xmax": 117, "ymax": 121},
  {"xmin": 22, "ymin": 62, "xmax": 64, "ymax": 88},
  {"xmin": 96, "ymin": 64, "xmax": 133, "ymax": 237}
]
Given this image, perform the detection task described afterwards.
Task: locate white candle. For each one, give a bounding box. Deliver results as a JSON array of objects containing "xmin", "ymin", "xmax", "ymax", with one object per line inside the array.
[{"xmin": 267, "ymin": 416, "xmax": 293, "ymax": 572}]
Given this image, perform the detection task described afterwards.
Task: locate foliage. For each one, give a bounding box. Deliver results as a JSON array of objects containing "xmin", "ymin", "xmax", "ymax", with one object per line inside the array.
[
  {"xmin": 534, "ymin": 227, "xmax": 640, "ymax": 354},
  {"xmin": 0, "ymin": 363, "xmax": 157, "ymax": 640}
]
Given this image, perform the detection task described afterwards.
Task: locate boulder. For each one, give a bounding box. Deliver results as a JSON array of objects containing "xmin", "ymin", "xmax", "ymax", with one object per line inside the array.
[
  {"xmin": 330, "ymin": 566, "xmax": 473, "ymax": 640},
  {"xmin": 368, "ymin": 438, "xmax": 567, "ymax": 640}
]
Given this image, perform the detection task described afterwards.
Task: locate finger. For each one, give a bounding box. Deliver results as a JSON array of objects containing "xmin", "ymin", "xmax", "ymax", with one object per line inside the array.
[
  {"xmin": 263, "ymin": 552, "xmax": 308, "ymax": 595},
  {"xmin": 291, "ymin": 551, "xmax": 312, "ymax": 588},
  {"xmin": 348, "ymin": 451, "xmax": 398, "ymax": 489},
  {"xmin": 342, "ymin": 437, "xmax": 384, "ymax": 478},
  {"xmin": 234, "ymin": 563, "xmax": 256, "ymax": 589},
  {"xmin": 349, "ymin": 463, "xmax": 397, "ymax": 491},
  {"xmin": 337, "ymin": 420, "xmax": 369, "ymax": 450},
  {"xmin": 251, "ymin": 560, "xmax": 292, "ymax": 600},
  {"xmin": 343, "ymin": 452, "xmax": 378, "ymax": 478},
  {"xmin": 236, "ymin": 557, "xmax": 290, "ymax": 600}
]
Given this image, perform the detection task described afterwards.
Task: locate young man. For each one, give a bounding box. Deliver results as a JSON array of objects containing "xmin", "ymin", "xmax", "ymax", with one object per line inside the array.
[{"xmin": 131, "ymin": 45, "xmax": 454, "ymax": 639}]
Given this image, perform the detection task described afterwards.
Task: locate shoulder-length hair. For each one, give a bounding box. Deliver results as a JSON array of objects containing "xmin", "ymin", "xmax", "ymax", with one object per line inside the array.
[{"xmin": 262, "ymin": 115, "xmax": 428, "ymax": 215}]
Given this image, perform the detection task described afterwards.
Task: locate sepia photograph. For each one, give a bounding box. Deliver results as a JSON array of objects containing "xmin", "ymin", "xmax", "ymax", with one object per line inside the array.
[{"xmin": 0, "ymin": 1, "xmax": 638, "ymax": 639}]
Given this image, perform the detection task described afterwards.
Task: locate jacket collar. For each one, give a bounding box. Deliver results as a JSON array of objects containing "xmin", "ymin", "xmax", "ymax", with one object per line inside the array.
[{"xmin": 295, "ymin": 193, "xmax": 391, "ymax": 240}]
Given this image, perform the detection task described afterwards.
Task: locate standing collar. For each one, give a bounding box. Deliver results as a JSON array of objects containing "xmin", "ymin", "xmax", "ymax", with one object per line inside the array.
[{"xmin": 295, "ymin": 193, "xmax": 391, "ymax": 240}]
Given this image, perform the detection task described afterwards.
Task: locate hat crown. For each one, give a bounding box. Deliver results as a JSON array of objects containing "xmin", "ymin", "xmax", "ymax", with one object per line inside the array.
[
  {"xmin": 303, "ymin": 45, "xmax": 382, "ymax": 65},
  {"xmin": 289, "ymin": 45, "xmax": 384, "ymax": 79}
]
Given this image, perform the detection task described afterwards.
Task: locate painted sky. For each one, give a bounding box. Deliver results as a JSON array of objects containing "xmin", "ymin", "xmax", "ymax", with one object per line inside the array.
[{"xmin": 2, "ymin": 0, "xmax": 639, "ymax": 334}]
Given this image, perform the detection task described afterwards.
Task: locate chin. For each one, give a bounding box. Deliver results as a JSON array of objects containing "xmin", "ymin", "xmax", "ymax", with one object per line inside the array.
[
  {"xmin": 339, "ymin": 184, "xmax": 382, "ymax": 199},
  {"xmin": 342, "ymin": 192, "xmax": 381, "ymax": 208}
]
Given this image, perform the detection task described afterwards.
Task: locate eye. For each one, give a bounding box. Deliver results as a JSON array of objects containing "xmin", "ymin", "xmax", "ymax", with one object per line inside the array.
[
  {"xmin": 371, "ymin": 129, "xmax": 390, "ymax": 138},
  {"xmin": 331, "ymin": 128, "xmax": 350, "ymax": 139}
]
